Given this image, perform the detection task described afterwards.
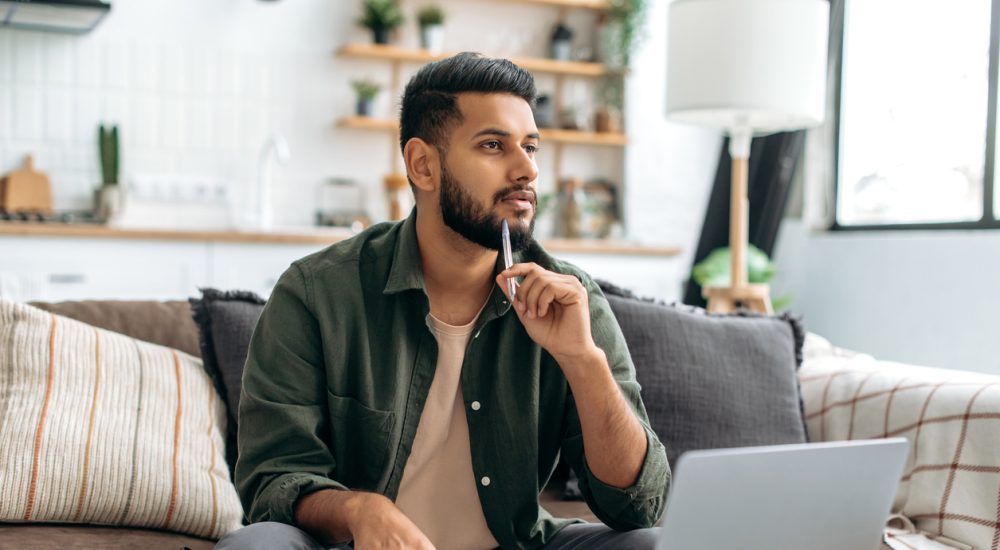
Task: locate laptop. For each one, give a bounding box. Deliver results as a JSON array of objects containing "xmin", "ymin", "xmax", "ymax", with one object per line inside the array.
[{"xmin": 657, "ymin": 438, "xmax": 910, "ymax": 550}]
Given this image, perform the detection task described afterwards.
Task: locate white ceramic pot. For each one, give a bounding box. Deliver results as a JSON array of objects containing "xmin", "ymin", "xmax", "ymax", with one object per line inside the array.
[
  {"xmin": 421, "ymin": 25, "xmax": 445, "ymax": 54},
  {"xmin": 94, "ymin": 184, "xmax": 122, "ymax": 223}
]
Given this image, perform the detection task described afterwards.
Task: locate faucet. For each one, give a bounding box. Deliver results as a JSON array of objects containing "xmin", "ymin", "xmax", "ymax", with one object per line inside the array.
[{"xmin": 254, "ymin": 133, "xmax": 291, "ymax": 230}]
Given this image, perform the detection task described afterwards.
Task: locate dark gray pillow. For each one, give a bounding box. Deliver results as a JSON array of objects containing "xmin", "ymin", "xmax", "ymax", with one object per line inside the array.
[
  {"xmin": 597, "ymin": 281, "xmax": 808, "ymax": 468},
  {"xmin": 189, "ymin": 288, "xmax": 266, "ymax": 471}
]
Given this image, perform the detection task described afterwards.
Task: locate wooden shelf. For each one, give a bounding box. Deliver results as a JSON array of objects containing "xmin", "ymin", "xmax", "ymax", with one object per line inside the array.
[
  {"xmin": 337, "ymin": 116, "xmax": 627, "ymax": 146},
  {"xmin": 0, "ymin": 221, "xmax": 354, "ymax": 246},
  {"xmin": 499, "ymin": 0, "xmax": 612, "ymax": 10},
  {"xmin": 338, "ymin": 116, "xmax": 398, "ymax": 132},
  {"xmin": 337, "ymin": 43, "xmax": 611, "ymax": 77},
  {"xmin": 543, "ymin": 238, "xmax": 682, "ymax": 257},
  {"xmin": 0, "ymin": 222, "xmax": 681, "ymax": 257}
]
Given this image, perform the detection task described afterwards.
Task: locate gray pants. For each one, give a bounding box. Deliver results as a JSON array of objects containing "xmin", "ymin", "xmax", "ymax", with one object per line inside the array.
[{"xmin": 215, "ymin": 521, "xmax": 660, "ymax": 549}]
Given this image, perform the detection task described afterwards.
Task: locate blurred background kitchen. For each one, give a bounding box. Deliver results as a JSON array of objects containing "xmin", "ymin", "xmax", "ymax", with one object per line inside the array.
[{"xmin": 0, "ymin": 0, "xmax": 714, "ymax": 302}]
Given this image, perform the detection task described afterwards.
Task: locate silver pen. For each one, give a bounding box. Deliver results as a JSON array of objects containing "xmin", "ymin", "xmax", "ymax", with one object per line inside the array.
[{"xmin": 501, "ymin": 219, "xmax": 517, "ymax": 300}]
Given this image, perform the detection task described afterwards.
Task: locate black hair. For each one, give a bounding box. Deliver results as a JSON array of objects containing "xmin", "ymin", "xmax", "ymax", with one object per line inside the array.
[{"xmin": 399, "ymin": 52, "xmax": 537, "ymax": 159}]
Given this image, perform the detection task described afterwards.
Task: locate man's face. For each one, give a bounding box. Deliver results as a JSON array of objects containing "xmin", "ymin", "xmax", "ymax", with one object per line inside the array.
[{"xmin": 437, "ymin": 93, "xmax": 539, "ymax": 252}]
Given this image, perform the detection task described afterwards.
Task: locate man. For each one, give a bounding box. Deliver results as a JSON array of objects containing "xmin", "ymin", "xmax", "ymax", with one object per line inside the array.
[{"xmin": 216, "ymin": 53, "xmax": 669, "ymax": 550}]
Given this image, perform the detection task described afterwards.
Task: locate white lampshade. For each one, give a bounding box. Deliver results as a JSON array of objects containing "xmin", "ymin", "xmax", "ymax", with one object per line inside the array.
[{"xmin": 666, "ymin": 0, "xmax": 830, "ymax": 134}]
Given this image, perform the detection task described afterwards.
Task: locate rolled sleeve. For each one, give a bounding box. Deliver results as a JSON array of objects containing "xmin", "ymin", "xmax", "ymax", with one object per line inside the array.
[
  {"xmin": 250, "ymin": 472, "xmax": 347, "ymax": 525},
  {"xmin": 235, "ymin": 262, "xmax": 346, "ymax": 525},
  {"xmin": 576, "ymin": 427, "xmax": 670, "ymax": 528}
]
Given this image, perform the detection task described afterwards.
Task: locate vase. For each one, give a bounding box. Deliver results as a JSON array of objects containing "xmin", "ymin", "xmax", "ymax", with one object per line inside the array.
[
  {"xmin": 372, "ymin": 26, "xmax": 389, "ymax": 45},
  {"xmin": 420, "ymin": 25, "xmax": 445, "ymax": 54},
  {"xmin": 356, "ymin": 99, "xmax": 374, "ymax": 117},
  {"xmin": 94, "ymin": 185, "xmax": 122, "ymax": 224}
]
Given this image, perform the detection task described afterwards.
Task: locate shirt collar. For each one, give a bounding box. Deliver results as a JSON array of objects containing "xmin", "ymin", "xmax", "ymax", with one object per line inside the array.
[
  {"xmin": 382, "ymin": 207, "xmax": 522, "ymax": 317},
  {"xmin": 383, "ymin": 208, "xmax": 425, "ymax": 295}
]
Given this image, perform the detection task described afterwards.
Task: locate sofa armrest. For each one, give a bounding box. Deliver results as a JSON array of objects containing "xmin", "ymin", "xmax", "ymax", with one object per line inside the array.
[{"xmin": 798, "ymin": 333, "xmax": 1000, "ymax": 550}]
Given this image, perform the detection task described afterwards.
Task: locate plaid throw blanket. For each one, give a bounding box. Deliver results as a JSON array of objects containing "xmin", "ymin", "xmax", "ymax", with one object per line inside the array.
[{"xmin": 799, "ymin": 334, "xmax": 1000, "ymax": 550}]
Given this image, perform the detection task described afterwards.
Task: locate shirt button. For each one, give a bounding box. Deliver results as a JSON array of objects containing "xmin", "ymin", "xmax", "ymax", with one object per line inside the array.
[
  {"xmin": 481, "ymin": 476, "xmax": 491, "ymax": 486},
  {"xmin": 474, "ymin": 330, "xmax": 481, "ymax": 339},
  {"xmin": 471, "ymin": 401, "xmax": 481, "ymax": 411}
]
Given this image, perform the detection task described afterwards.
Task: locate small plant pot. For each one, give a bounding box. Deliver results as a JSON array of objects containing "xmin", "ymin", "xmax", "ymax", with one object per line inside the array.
[
  {"xmin": 420, "ymin": 24, "xmax": 445, "ymax": 54},
  {"xmin": 93, "ymin": 184, "xmax": 122, "ymax": 223},
  {"xmin": 356, "ymin": 99, "xmax": 374, "ymax": 117},
  {"xmin": 371, "ymin": 26, "xmax": 389, "ymax": 45},
  {"xmin": 551, "ymin": 38, "xmax": 572, "ymax": 61}
]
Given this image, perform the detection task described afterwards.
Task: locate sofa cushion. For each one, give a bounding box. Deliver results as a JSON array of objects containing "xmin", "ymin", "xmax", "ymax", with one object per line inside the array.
[
  {"xmin": 189, "ymin": 288, "xmax": 267, "ymax": 471},
  {"xmin": 596, "ymin": 281, "xmax": 808, "ymax": 468},
  {"xmin": 189, "ymin": 289, "xmax": 266, "ymax": 420},
  {"xmin": 800, "ymin": 337, "xmax": 1000, "ymax": 550},
  {"xmin": 28, "ymin": 299, "xmax": 202, "ymax": 358},
  {"xmin": 0, "ymin": 298, "xmax": 243, "ymax": 540}
]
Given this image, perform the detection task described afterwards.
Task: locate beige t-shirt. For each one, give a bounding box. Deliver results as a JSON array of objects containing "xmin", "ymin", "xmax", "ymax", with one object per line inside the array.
[{"xmin": 394, "ymin": 309, "xmax": 499, "ymax": 550}]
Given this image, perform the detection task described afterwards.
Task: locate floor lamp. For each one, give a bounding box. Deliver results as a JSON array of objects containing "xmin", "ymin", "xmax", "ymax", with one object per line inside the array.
[{"xmin": 665, "ymin": 0, "xmax": 829, "ymax": 314}]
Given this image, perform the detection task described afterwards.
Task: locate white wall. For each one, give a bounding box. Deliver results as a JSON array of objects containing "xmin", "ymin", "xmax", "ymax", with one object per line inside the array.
[
  {"xmin": 0, "ymin": 0, "xmax": 720, "ymax": 302},
  {"xmin": 772, "ymin": 219, "xmax": 1000, "ymax": 375}
]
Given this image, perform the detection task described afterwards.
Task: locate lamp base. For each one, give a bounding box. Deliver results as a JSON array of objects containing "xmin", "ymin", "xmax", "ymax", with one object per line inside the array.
[{"xmin": 702, "ymin": 283, "xmax": 773, "ymax": 315}]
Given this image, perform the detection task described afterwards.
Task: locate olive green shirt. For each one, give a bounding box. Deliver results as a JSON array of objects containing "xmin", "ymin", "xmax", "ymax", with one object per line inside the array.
[{"xmin": 235, "ymin": 210, "xmax": 670, "ymax": 549}]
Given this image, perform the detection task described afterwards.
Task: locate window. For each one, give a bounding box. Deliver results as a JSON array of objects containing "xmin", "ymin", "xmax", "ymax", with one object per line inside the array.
[{"xmin": 834, "ymin": 0, "xmax": 1000, "ymax": 229}]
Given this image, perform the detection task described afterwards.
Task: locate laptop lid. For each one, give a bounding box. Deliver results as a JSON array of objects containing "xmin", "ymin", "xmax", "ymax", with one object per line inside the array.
[{"xmin": 657, "ymin": 438, "xmax": 910, "ymax": 550}]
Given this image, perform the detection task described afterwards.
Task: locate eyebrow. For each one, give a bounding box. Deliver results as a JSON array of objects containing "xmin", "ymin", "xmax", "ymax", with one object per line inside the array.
[{"xmin": 471, "ymin": 127, "xmax": 541, "ymax": 141}]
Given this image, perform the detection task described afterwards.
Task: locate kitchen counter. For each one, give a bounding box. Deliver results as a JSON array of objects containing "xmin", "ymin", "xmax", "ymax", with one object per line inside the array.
[{"xmin": 0, "ymin": 221, "xmax": 682, "ymax": 256}]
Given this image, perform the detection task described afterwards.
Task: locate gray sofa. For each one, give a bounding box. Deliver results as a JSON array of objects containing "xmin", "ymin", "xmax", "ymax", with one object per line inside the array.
[{"xmin": 6, "ymin": 287, "xmax": 987, "ymax": 549}]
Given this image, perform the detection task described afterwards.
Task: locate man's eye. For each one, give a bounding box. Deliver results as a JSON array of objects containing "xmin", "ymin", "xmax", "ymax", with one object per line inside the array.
[
  {"xmin": 482, "ymin": 141, "xmax": 502, "ymax": 150},
  {"xmin": 525, "ymin": 144, "xmax": 539, "ymax": 154}
]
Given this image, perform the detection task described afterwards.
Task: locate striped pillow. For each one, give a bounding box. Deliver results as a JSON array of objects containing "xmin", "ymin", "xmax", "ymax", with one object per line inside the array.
[{"xmin": 0, "ymin": 298, "xmax": 243, "ymax": 540}]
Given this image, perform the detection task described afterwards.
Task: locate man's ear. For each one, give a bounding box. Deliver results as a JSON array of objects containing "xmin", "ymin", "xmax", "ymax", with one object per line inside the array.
[{"xmin": 403, "ymin": 138, "xmax": 440, "ymax": 194}]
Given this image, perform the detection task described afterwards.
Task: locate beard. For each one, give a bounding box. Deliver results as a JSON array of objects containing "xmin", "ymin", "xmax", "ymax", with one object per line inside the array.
[{"xmin": 439, "ymin": 163, "xmax": 535, "ymax": 252}]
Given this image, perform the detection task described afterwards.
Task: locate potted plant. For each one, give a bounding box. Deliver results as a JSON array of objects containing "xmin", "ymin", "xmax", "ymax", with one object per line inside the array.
[
  {"xmin": 95, "ymin": 124, "xmax": 121, "ymax": 223},
  {"xmin": 596, "ymin": 0, "xmax": 648, "ymax": 69},
  {"xmin": 691, "ymin": 245, "xmax": 793, "ymax": 311},
  {"xmin": 417, "ymin": 5, "xmax": 445, "ymax": 54},
  {"xmin": 358, "ymin": 0, "xmax": 404, "ymax": 45},
  {"xmin": 351, "ymin": 79, "xmax": 381, "ymax": 117}
]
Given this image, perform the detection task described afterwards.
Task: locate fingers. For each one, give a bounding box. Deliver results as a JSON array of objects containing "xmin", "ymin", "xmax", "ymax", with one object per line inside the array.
[
  {"xmin": 497, "ymin": 263, "xmax": 584, "ymax": 319},
  {"xmin": 537, "ymin": 285, "xmax": 557, "ymax": 318}
]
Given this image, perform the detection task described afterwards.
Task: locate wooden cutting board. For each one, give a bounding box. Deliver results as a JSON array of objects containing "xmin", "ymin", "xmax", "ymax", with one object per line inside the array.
[{"xmin": 0, "ymin": 155, "xmax": 53, "ymax": 215}]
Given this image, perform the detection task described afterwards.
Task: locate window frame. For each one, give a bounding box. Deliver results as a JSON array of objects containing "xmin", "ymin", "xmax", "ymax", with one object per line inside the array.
[{"xmin": 831, "ymin": 0, "xmax": 1000, "ymax": 231}]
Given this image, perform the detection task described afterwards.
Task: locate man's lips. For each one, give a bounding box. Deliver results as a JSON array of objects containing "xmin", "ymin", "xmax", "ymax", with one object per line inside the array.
[{"xmin": 500, "ymin": 191, "xmax": 536, "ymax": 208}]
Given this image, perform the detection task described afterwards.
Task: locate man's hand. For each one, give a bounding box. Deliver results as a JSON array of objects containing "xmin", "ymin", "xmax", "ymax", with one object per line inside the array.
[
  {"xmin": 294, "ymin": 490, "xmax": 436, "ymax": 549},
  {"xmin": 348, "ymin": 494, "xmax": 436, "ymax": 550},
  {"xmin": 496, "ymin": 263, "xmax": 600, "ymax": 366}
]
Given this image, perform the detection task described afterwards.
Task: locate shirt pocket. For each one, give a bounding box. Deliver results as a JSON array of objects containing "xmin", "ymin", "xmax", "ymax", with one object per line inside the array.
[{"xmin": 326, "ymin": 390, "xmax": 396, "ymax": 490}]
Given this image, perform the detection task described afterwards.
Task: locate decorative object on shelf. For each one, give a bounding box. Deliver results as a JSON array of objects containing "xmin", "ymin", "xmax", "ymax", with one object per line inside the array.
[
  {"xmin": 533, "ymin": 94, "xmax": 554, "ymax": 128},
  {"xmin": 351, "ymin": 79, "xmax": 382, "ymax": 116},
  {"xmin": 556, "ymin": 176, "xmax": 585, "ymax": 238},
  {"xmin": 595, "ymin": 73, "xmax": 624, "ymax": 132},
  {"xmin": 582, "ymin": 179, "xmax": 619, "ymax": 238},
  {"xmin": 558, "ymin": 105, "xmax": 586, "ymax": 131},
  {"xmin": 593, "ymin": 105, "xmax": 620, "ymax": 133},
  {"xmin": 315, "ymin": 177, "xmax": 371, "ymax": 233},
  {"xmin": 358, "ymin": 0, "xmax": 404, "ymax": 45},
  {"xmin": 417, "ymin": 5, "xmax": 445, "ymax": 54},
  {"xmin": 666, "ymin": 0, "xmax": 828, "ymax": 314},
  {"xmin": 0, "ymin": 155, "xmax": 54, "ymax": 216},
  {"xmin": 550, "ymin": 21, "xmax": 573, "ymax": 61},
  {"xmin": 95, "ymin": 124, "xmax": 121, "ymax": 223},
  {"xmin": 383, "ymin": 172, "xmax": 411, "ymax": 221}
]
